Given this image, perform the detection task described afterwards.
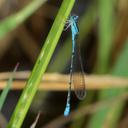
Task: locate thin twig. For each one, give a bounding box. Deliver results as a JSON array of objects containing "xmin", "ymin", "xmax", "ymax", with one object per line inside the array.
[{"xmin": 0, "ymin": 72, "xmax": 128, "ymax": 90}]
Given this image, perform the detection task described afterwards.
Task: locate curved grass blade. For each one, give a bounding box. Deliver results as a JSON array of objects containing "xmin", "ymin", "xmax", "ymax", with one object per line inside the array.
[
  {"xmin": 0, "ymin": 0, "xmax": 47, "ymax": 39},
  {"xmin": 7, "ymin": 0, "xmax": 75, "ymax": 127},
  {"xmin": 30, "ymin": 112, "xmax": 41, "ymax": 128},
  {"xmin": 0, "ymin": 62, "xmax": 19, "ymax": 111}
]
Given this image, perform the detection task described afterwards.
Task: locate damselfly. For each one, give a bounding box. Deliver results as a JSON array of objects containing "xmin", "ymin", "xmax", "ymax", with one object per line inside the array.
[{"xmin": 64, "ymin": 15, "xmax": 86, "ymax": 116}]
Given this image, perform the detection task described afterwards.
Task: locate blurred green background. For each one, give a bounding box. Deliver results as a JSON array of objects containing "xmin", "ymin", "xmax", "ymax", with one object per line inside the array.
[{"xmin": 0, "ymin": 0, "xmax": 128, "ymax": 127}]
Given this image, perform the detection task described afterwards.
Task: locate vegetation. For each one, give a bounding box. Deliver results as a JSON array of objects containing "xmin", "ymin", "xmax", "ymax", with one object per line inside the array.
[{"xmin": 0, "ymin": 0, "xmax": 127, "ymax": 127}]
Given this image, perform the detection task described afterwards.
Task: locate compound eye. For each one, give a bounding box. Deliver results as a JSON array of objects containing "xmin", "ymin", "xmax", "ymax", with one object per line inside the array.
[{"xmin": 73, "ymin": 15, "xmax": 79, "ymax": 21}]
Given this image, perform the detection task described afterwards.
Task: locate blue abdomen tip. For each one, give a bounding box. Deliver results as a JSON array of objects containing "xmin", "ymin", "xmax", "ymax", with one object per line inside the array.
[
  {"xmin": 64, "ymin": 105, "xmax": 70, "ymax": 117},
  {"xmin": 64, "ymin": 108, "xmax": 70, "ymax": 117}
]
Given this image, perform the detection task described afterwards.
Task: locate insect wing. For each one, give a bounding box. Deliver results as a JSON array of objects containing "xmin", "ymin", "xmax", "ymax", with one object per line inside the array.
[{"xmin": 72, "ymin": 43, "xmax": 86, "ymax": 100}]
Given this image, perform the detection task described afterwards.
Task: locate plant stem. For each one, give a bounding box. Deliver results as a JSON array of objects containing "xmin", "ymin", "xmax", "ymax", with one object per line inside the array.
[
  {"xmin": 0, "ymin": 0, "xmax": 47, "ymax": 38},
  {"xmin": 7, "ymin": 0, "xmax": 75, "ymax": 127}
]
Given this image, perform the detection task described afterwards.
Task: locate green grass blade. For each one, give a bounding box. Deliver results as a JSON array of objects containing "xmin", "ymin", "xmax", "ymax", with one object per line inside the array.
[
  {"xmin": 88, "ymin": 0, "xmax": 115, "ymax": 127},
  {"xmin": 96, "ymin": 0, "xmax": 114, "ymax": 73},
  {"xmin": 88, "ymin": 40, "xmax": 128, "ymax": 128},
  {"xmin": 0, "ymin": 63, "xmax": 19, "ymax": 111},
  {"xmin": 7, "ymin": 0, "xmax": 75, "ymax": 127},
  {"xmin": 0, "ymin": 0, "xmax": 47, "ymax": 39},
  {"xmin": 105, "ymin": 40, "xmax": 128, "ymax": 128}
]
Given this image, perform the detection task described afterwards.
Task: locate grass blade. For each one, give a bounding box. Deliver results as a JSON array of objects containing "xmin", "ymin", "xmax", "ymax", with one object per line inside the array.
[
  {"xmin": 30, "ymin": 112, "xmax": 41, "ymax": 128},
  {"xmin": 7, "ymin": 0, "xmax": 75, "ymax": 127},
  {"xmin": 88, "ymin": 0, "xmax": 116, "ymax": 127},
  {"xmin": 0, "ymin": 0, "xmax": 47, "ymax": 39},
  {"xmin": 88, "ymin": 40, "xmax": 128, "ymax": 128},
  {"xmin": 0, "ymin": 63, "xmax": 19, "ymax": 111},
  {"xmin": 96, "ymin": 0, "xmax": 114, "ymax": 73}
]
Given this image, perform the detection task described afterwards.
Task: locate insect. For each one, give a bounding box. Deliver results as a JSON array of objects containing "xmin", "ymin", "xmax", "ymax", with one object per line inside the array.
[{"xmin": 64, "ymin": 15, "xmax": 86, "ymax": 116}]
